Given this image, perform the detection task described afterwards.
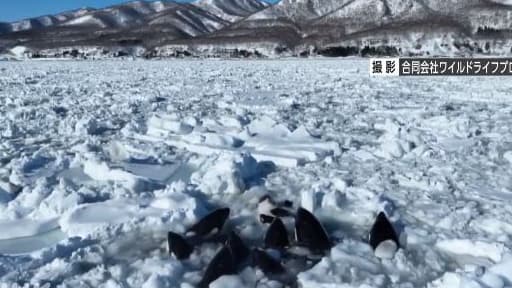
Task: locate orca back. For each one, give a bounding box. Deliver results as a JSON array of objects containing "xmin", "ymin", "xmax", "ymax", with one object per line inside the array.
[
  {"xmin": 188, "ymin": 208, "xmax": 230, "ymax": 238},
  {"xmin": 252, "ymin": 249, "xmax": 286, "ymax": 275}
]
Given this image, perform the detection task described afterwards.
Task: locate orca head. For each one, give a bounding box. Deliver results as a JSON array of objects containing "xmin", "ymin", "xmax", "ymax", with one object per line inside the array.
[
  {"xmin": 198, "ymin": 246, "xmax": 235, "ymax": 288},
  {"xmin": 368, "ymin": 212, "xmax": 399, "ymax": 258},
  {"xmin": 270, "ymin": 207, "xmax": 293, "ymax": 217},
  {"xmin": 258, "ymin": 195, "xmax": 293, "ymax": 223},
  {"xmin": 188, "ymin": 208, "xmax": 230, "ymax": 238},
  {"xmin": 258, "ymin": 196, "xmax": 277, "ymax": 218},
  {"xmin": 264, "ymin": 217, "xmax": 290, "ymax": 250},
  {"xmin": 259, "ymin": 214, "xmax": 275, "ymax": 224},
  {"xmin": 281, "ymin": 200, "xmax": 294, "ymax": 208},
  {"xmin": 168, "ymin": 231, "xmax": 193, "ymax": 260},
  {"xmin": 259, "ymin": 195, "xmax": 273, "ymax": 203},
  {"xmin": 294, "ymin": 207, "xmax": 331, "ymax": 254}
]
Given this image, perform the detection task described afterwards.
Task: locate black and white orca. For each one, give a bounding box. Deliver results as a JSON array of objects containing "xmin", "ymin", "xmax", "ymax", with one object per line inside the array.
[
  {"xmin": 168, "ymin": 208, "xmax": 230, "ymax": 260},
  {"xmin": 258, "ymin": 195, "xmax": 293, "ymax": 224},
  {"xmin": 198, "ymin": 246, "xmax": 236, "ymax": 288},
  {"xmin": 252, "ymin": 248, "xmax": 286, "ymax": 275},
  {"xmin": 168, "ymin": 231, "xmax": 194, "ymax": 260},
  {"xmin": 368, "ymin": 212, "xmax": 399, "ymax": 259},
  {"xmin": 264, "ymin": 217, "xmax": 290, "ymax": 250},
  {"xmin": 197, "ymin": 231, "xmax": 249, "ymax": 287},
  {"xmin": 294, "ymin": 207, "xmax": 331, "ymax": 254},
  {"xmin": 170, "ymin": 203, "xmax": 338, "ymax": 286},
  {"xmin": 187, "ymin": 208, "xmax": 230, "ymax": 238}
]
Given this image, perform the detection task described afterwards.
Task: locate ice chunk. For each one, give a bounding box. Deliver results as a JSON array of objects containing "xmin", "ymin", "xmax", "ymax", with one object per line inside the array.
[
  {"xmin": 0, "ymin": 218, "xmax": 59, "ymax": 240},
  {"xmin": 436, "ymin": 239, "xmax": 506, "ymax": 263},
  {"xmin": 191, "ymin": 153, "xmax": 260, "ymax": 195},
  {"xmin": 210, "ymin": 275, "xmax": 245, "ymax": 288},
  {"xmin": 489, "ymin": 254, "xmax": 512, "ymax": 283},
  {"xmin": 147, "ymin": 114, "xmax": 193, "ymax": 136},
  {"xmin": 374, "ymin": 240, "xmax": 398, "ymax": 259}
]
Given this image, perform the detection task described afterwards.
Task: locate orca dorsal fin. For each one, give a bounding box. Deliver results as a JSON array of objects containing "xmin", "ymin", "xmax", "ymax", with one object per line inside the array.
[
  {"xmin": 168, "ymin": 231, "xmax": 193, "ymax": 260},
  {"xmin": 226, "ymin": 231, "xmax": 250, "ymax": 266},
  {"xmin": 369, "ymin": 211, "xmax": 399, "ymax": 250},
  {"xmin": 198, "ymin": 246, "xmax": 235, "ymax": 288},
  {"xmin": 264, "ymin": 217, "xmax": 289, "ymax": 250},
  {"xmin": 294, "ymin": 207, "xmax": 331, "ymax": 253}
]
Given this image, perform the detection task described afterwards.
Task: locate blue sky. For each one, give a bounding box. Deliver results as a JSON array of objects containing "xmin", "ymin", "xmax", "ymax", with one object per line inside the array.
[{"xmin": 0, "ymin": 0, "xmax": 277, "ymax": 22}]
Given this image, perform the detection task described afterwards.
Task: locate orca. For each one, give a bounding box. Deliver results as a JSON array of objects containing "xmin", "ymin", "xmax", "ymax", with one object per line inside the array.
[
  {"xmin": 258, "ymin": 195, "xmax": 293, "ymax": 223},
  {"xmin": 294, "ymin": 207, "xmax": 331, "ymax": 253},
  {"xmin": 198, "ymin": 246, "xmax": 235, "ymax": 288},
  {"xmin": 264, "ymin": 218, "xmax": 289, "ymax": 250},
  {"xmin": 270, "ymin": 207, "xmax": 293, "ymax": 217},
  {"xmin": 168, "ymin": 231, "xmax": 194, "ymax": 260},
  {"xmin": 187, "ymin": 208, "xmax": 230, "ymax": 238},
  {"xmin": 252, "ymin": 249, "xmax": 286, "ymax": 275},
  {"xmin": 258, "ymin": 195, "xmax": 277, "ymax": 218},
  {"xmin": 226, "ymin": 231, "xmax": 250, "ymax": 266},
  {"xmin": 368, "ymin": 212, "xmax": 399, "ymax": 259}
]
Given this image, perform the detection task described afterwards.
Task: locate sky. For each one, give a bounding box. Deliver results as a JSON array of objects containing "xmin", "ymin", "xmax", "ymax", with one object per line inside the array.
[{"xmin": 0, "ymin": 0, "xmax": 277, "ymax": 22}]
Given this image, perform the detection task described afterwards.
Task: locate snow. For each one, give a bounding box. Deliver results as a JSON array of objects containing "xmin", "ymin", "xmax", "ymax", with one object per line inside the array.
[
  {"xmin": 62, "ymin": 15, "xmax": 107, "ymax": 28},
  {"xmin": 1, "ymin": 59, "xmax": 512, "ymax": 287}
]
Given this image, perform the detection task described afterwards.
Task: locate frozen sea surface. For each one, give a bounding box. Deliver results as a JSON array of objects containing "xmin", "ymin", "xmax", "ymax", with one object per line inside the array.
[{"xmin": 1, "ymin": 59, "xmax": 512, "ymax": 287}]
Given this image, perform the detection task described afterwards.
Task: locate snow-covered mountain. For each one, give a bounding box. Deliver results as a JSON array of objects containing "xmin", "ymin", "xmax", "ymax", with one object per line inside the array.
[
  {"xmin": 191, "ymin": 0, "xmax": 512, "ymax": 56},
  {"xmin": 1, "ymin": 0, "xmax": 512, "ymax": 57},
  {"xmin": 3, "ymin": 8, "xmax": 96, "ymax": 33},
  {"xmin": 0, "ymin": 0, "xmax": 269, "ymax": 55},
  {"xmin": 195, "ymin": 0, "xmax": 270, "ymax": 22}
]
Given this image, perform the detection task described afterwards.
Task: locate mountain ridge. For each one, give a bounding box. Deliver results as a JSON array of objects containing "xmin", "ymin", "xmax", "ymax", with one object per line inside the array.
[{"xmin": 1, "ymin": 0, "xmax": 512, "ymax": 58}]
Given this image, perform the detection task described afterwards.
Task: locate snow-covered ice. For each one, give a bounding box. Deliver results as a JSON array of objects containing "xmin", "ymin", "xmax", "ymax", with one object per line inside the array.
[{"xmin": 1, "ymin": 59, "xmax": 512, "ymax": 287}]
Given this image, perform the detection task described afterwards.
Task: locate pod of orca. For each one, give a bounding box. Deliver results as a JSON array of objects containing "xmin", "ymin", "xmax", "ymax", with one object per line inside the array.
[{"xmin": 167, "ymin": 196, "xmax": 400, "ymax": 287}]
